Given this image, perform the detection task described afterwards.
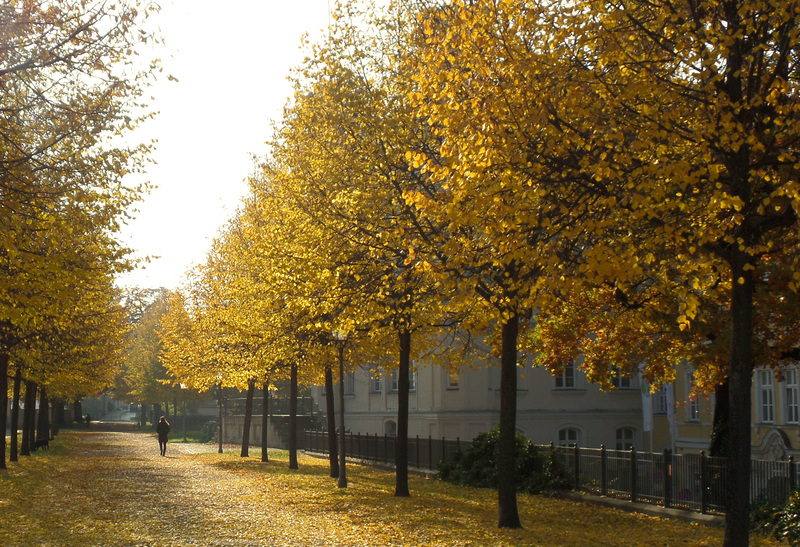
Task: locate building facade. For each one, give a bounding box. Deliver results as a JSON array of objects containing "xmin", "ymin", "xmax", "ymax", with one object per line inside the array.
[
  {"xmin": 310, "ymin": 354, "xmax": 646, "ymax": 451},
  {"xmin": 310, "ymin": 357, "xmax": 800, "ymax": 460}
]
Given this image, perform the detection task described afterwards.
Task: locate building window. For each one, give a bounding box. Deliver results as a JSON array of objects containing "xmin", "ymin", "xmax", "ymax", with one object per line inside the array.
[
  {"xmin": 784, "ymin": 368, "xmax": 799, "ymax": 424},
  {"xmin": 611, "ymin": 366, "xmax": 632, "ymax": 389},
  {"xmin": 344, "ymin": 372, "xmax": 355, "ymax": 396},
  {"xmin": 371, "ymin": 371, "xmax": 383, "ymax": 393},
  {"xmin": 654, "ymin": 387, "xmax": 668, "ymax": 414},
  {"xmin": 390, "ymin": 369, "xmax": 416, "ymax": 392},
  {"xmin": 758, "ymin": 368, "xmax": 775, "ymax": 423},
  {"xmin": 615, "ymin": 427, "xmax": 635, "ymax": 450},
  {"xmin": 384, "ymin": 420, "xmax": 397, "ymax": 436},
  {"xmin": 555, "ymin": 360, "xmax": 576, "ymax": 389},
  {"xmin": 558, "ymin": 427, "xmax": 580, "ymax": 447},
  {"xmin": 447, "ymin": 370, "xmax": 459, "ymax": 389},
  {"xmin": 686, "ymin": 371, "xmax": 699, "ymax": 422}
]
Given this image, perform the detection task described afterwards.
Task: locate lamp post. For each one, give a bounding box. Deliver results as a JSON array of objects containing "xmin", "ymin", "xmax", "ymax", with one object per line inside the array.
[
  {"xmin": 180, "ymin": 383, "xmax": 187, "ymax": 442},
  {"xmin": 332, "ymin": 330, "xmax": 348, "ymax": 488}
]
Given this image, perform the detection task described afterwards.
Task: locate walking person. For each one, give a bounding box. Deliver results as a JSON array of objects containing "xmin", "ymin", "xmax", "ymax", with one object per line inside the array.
[{"xmin": 156, "ymin": 416, "xmax": 170, "ymax": 456}]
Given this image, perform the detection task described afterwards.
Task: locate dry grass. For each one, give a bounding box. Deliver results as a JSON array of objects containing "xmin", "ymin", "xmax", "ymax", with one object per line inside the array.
[{"xmin": 0, "ymin": 431, "xmax": 783, "ymax": 546}]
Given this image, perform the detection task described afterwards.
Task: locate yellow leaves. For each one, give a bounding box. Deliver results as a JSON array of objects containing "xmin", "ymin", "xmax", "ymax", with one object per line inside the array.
[{"xmin": 1, "ymin": 430, "xmax": 741, "ymax": 546}]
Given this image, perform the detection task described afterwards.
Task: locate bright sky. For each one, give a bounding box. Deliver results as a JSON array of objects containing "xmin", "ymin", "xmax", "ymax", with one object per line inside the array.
[{"xmin": 116, "ymin": 0, "xmax": 331, "ymax": 291}]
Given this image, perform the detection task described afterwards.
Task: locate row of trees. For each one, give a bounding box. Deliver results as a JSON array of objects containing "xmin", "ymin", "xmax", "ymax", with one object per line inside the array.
[
  {"xmin": 0, "ymin": 1, "xmax": 160, "ymax": 467},
  {"xmin": 155, "ymin": 1, "xmax": 799, "ymax": 545}
]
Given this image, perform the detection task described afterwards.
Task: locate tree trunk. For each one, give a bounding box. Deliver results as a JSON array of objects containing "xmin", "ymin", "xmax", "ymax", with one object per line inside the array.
[
  {"xmin": 395, "ymin": 329, "xmax": 411, "ymax": 497},
  {"xmin": 217, "ymin": 385, "xmax": 223, "ymax": 454},
  {"xmin": 261, "ymin": 379, "xmax": 269, "ymax": 463},
  {"xmin": 498, "ymin": 313, "xmax": 521, "ymax": 528},
  {"xmin": 21, "ymin": 381, "xmax": 36, "ymax": 456},
  {"xmin": 0, "ymin": 352, "xmax": 8, "ymax": 469},
  {"xmin": 10, "ymin": 365, "xmax": 21, "ymax": 462},
  {"xmin": 37, "ymin": 386, "xmax": 49, "ymax": 443},
  {"xmin": 325, "ymin": 363, "xmax": 339, "ymax": 478},
  {"xmin": 140, "ymin": 403, "xmax": 146, "ymax": 429},
  {"xmin": 724, "ymin": 252, "xmax": 754, "ymax": 546},
  {"xmin": 337, "ymin": 344, "xmax": 347, "ymax": 488},
  {"xmin": 289, "ymin": 363, "xmax": 298, "ymax": 470},
  {"xmin": 709, "ymin": 381, "xmax": 729, "ymax": 457},
  {"xmin": 241, "ymin": 379, "xmax": 255, "ymax": 457}
]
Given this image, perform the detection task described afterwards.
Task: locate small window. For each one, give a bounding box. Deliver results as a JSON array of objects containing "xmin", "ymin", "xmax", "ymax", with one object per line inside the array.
[
  {"xmin": 615, "ymin": 427, "xmax": 635, "ymax": 450},
  {"xmin": 555, "ymin": 361, "xmax": 576, "ymax": 389},
  {"xmin": 758, "ymin": 368, "xmax": 775, "ymax": 423},
  {"xmin": 390, "ymin": 369, "xmax": 416, "ymax": 392},
  {"xmin": 371, "ymin": 372, "xmax": 383, "ymax": 393},
  {"xmin": 384, "ymin": 420, "xmax": 397, "ymax": 436},
  {"xmin": 654, "ymin": 387, "xmax": 668, "ymax": 415},
  {"xmin": 558, "ymin": 427, "xmax": 580, "ymax": 447},
  {"xmin": 447, "ymin": 370, "xmax": 459, "ymax": 388},
  {"xmin": 344, "ymin": 372, "xmax": 355, "ymax": 396},
  {"xmin": 686, "ymin": 371, "xmax": 700, "ymax": 422},
  {"xmin": 785, "ymin": 368, "xmax": 799, "ymax": 424},
  {"xmin": 611, "ymin": 366, "xmax": 631, "ymax": 389}
]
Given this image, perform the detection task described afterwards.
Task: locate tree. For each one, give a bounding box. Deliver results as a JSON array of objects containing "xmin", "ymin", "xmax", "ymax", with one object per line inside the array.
[
  {"xmin": 404, "ymin": 0, "xmax": 800, "ymax": 542},
  {"xmin": 0, "ymin": 0, "xmax": 159, "ymax": 468}
]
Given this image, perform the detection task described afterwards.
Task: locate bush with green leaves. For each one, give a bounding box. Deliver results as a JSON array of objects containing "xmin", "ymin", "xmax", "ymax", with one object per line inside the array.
[
  {"xmin": 751, "ymin": 489, "xmax": 800, "ymax": 546},
  {"xmin": 437, "ymin": 428, "xmax": 571, "ymax": 494},
  {"xmin": 200, "ymin": 420, "xmax": 218, "ymax": 444}
]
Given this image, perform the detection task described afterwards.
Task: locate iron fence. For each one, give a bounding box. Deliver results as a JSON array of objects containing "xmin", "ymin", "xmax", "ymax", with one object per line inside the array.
[{"xmin": 304, "ymin": 430, "xmax": 799, "ymax": 515}]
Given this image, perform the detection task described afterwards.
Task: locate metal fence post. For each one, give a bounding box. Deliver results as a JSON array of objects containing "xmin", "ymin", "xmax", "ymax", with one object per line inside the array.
[
  {"xmin": 700, "ymin": 451, "xmax": 707, "ymax": 514},
  {"xmin": 574, "ymin": 443, "xmax": 581, "ymax": 491},
  {"xmin": 790, "ymin": 455, "xmax": 797, "ymax": 492},
  {"xmin": 384, "ymin": 434, "xmax": 389, "ymax": 464},
  {"xmin": 416, "ymin": 435, "xmax": 420, "ymax": 468},
  {"xmin": 601, "ymin": 444, "xmax": 607, "ymax": 496},
  {"xmin": 428, "ymin": 435, "xmax": 433, "ymax": 470},
  {"xmin": 664, "ymin": 449, "xmax": 672, "ymax": 509},
  {"xmin": 630, "ymin": 447, "xmax": 637, "ymax": 503}
]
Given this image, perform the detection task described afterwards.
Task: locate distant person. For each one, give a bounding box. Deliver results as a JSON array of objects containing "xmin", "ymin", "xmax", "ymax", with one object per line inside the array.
[
  {"xmin": 84, "ymin": 414, "xmax": 91, "ymax": 427},
  {"xmin": 156, "ymin": 416, "xmax": 170, "ymax": 456}
]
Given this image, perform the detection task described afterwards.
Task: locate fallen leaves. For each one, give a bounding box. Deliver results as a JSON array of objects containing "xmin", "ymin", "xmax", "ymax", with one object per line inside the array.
[{"xmin": 0, "ymin": 431, "xmax": 782, "ymax": 546}]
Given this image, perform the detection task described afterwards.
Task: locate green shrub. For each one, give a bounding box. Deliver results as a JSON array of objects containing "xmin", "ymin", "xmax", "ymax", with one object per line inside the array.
[
  {"xmin": 437, "ymin": 428, "xmax": 571, "ymax": 495},
  {"xmin": 773, "ymin": 489, "xmax": 800, "ymax": 546},
  {"xmin": 200, "ymin": 420, "xmax": 218, "ymax": 444},
  {"xmin": 751, "ymin": 489, "xmax": 800, "ymax": 546}
]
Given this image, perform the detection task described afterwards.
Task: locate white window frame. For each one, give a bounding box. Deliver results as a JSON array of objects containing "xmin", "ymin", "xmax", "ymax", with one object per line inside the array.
[
  {"xmin": 685, "ymin": 371, "xmax": 700, "ymax": 422},
  {"xmin": 344, "ymin": 372, "xmax": 355, "ymax": 396},
  {"xmin": 654, "ymin": 387, "xmax": 668, "ymax": 415},
  {"xmin": 390, "ymin": 369, "xmax": 416, "ymax": 392},
  {"xmin": 447, "ymin": 370, "xmax": 459, "ymax": 389},
  {"xmin": 611, "ymin": 366, "xmax": 632, "ymax": 390},
  {"xmin": 615, "ymin": 427, "xmax": 635, "ymax": 451},
  {"xmin": 784, "ymin": 368, "xmax": 799, "ymax": 424},
  {"xmin": 555, "ymin": 360, "xmax": 576, "ymax": 389},
  {"xmin": 371, "ymin": 371, "xmax": 383, "ymax": 393},
  {"xmin": 758, "ymin": 368, "xmax": 775, "ymax": 423},
  {"xmin": 558, "ymin": 427, "xmax": 580, "ymax": 447}
]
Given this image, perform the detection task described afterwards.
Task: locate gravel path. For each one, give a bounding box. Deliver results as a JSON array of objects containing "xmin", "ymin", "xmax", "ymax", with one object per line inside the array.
[{"xmin": 1, "ymin": 431, "xmax": 346, "ymax": 547}]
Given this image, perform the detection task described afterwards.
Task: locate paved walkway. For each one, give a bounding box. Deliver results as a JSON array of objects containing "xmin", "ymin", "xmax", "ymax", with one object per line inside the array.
[
  {"xmin": 1, "ymin": 431, "xmax": 757, "ymax": 546},
  {"xmin": 1, "ymin": 432, "xmax": 316, "ymax": 546}
]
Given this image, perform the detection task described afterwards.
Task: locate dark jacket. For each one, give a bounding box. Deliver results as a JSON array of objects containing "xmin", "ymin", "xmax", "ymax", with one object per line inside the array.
[{"xmin": 156, "ymin": 420, "xmax": 170, "ymax": 440}]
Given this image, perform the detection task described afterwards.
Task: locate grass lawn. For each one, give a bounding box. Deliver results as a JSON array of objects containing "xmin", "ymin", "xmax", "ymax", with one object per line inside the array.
[{"xmin": 0, "ymin": 431, "xmax": 784, "ymax": 546}]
